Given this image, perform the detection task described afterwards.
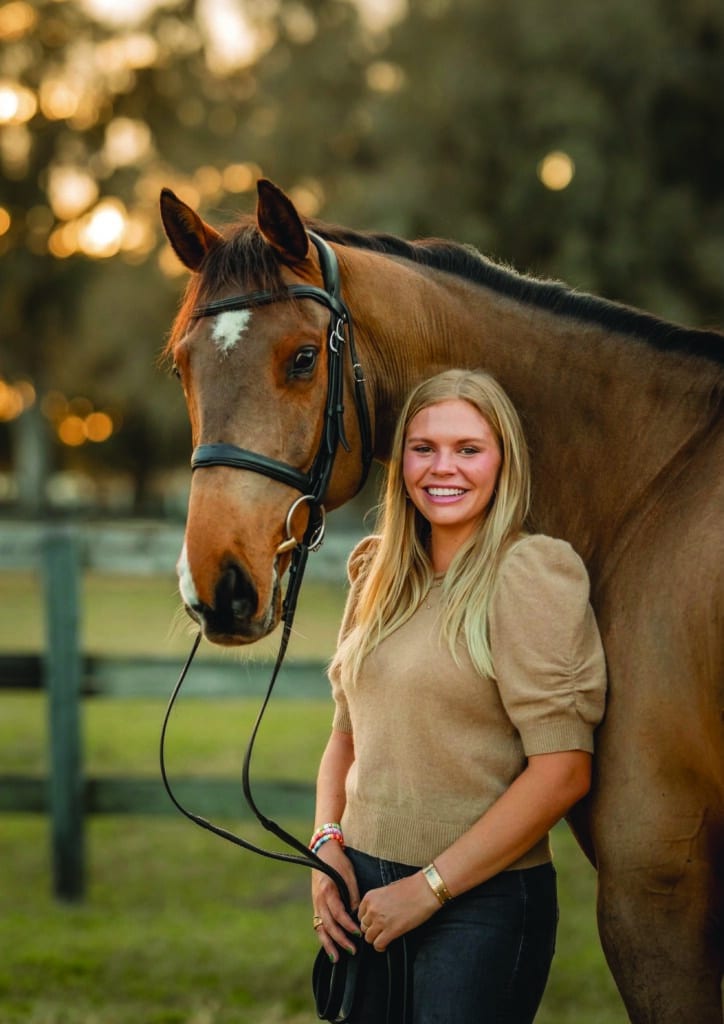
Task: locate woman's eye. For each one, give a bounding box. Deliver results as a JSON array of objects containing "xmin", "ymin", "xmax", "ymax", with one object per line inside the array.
[
  {"xmin": 291, "ymin": 347, "xmax": 318, "ymax": 375},
  {"xmin": 460, "ymin": 446, "xmax": 480, "ymax": 455},
  {"xmin": 171, "ymin": 364, "xmax": 181, "ymax": 380}
]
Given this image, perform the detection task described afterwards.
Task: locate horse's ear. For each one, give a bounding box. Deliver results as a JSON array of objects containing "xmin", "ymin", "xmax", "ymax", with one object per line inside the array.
[
  {"xmin": 159, "ymin": 188, "xmax": 222, "ymax": 271},
  {"xmin": 256, "ymin": 179, "xmax": 309, "ymax": 262}
]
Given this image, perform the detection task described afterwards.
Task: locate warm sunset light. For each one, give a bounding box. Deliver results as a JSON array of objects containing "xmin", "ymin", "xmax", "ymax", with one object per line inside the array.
[
  {"xmin": 39, "ymin": 79, "xmax": 82, "ymax": 121},
  {"xmin": 55, "ymin": 406, "xmax": 115, "ymax": 446},
  {"xmin": 355, "ymin": 0, "xmax": 407, "ymax": 32},
  {"xmin": 193, "ymin": 164, "xmax": 223, "ymax": 198},
  {"xmin": 222, "ymin": 162, "xmax": 261, "ymax": 193},
  {"xmin": 366, "ymin": 61, "xmax": 406, "ymax": 93},
  {"xmin": 289, "ymin": 180, "xmax": 325, "ymax": 217},
  {"xmin": 0, "ymin": 377, "xmax": 35, "ymax": 422},
  {"xmin": 79, "ymin": 0, "xmax": 178, "ymax": 26},
  {"xmin": 103, "ymin": 117, "xmax": 153, "ymax": 167},
  {"xmin": 47, "ymin": 222, "xmax": 79, "ymax": 259},
  {"xmin": 120, "ymin": 212, "xmax": 155, "ymax": 257},
  {"xmin": 0, "ymin": 1, "xmax": 37, "ymax": 41},
  {"xmin": 0, "ymin": 382, "xmax": 23, "ymax": 422},
  {"xmin": 57, "ymin": 415, "xmax": 87, "ymax": 447},
  {"xmin": 198, "ymin": 0, "xmax": 275, "ymax": 72},
  {"xmin": 538, "ymin": 150, "xmax": 575, "ymax": 191},
  {"xmin": 77, "ymin": 199, "xmax": 127, "ymax": 257},
  {"xmin": 48, "ymin": 166, "xmax": 99, "ymax": 220},
  {"xmin": 84, "ymin": 411, "xmax": 114, "ymax": 443},
  {"xmin": 0, "ymin": 81, "xmax": 37, "ymax": 125}
]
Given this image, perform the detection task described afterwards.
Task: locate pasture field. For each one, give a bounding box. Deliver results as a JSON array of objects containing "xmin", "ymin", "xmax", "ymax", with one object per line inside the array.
[{"xmin": 0, "ymin": 569, "xmax": 626, "ymax": 1022}]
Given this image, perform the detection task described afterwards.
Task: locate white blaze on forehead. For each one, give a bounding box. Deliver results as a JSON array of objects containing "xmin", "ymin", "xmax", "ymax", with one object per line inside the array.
[{"xmin": 211, "ymin": 309, "xmax": 252, "ymax": 355}]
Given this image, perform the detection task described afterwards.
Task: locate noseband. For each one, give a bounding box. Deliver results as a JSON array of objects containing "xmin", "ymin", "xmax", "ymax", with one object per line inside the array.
[{"xmin": 189, "ymin": 230, "xmax": 373, "ymax": 554}]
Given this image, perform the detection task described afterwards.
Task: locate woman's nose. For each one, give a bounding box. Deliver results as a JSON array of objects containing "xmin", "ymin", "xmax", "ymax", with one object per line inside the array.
[{"xmin": 431, "ymin": 450, "xmax": 455, "ymax": 473}]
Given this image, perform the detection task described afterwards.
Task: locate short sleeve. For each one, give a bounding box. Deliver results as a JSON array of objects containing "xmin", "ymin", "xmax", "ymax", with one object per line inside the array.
[
  {"xmin": 329, "ymin": 535, "xmax": 380, "ymax": 733},
  {"xmin": 488, "ymin": 535, "xmax": 607, "ymax": 755}
]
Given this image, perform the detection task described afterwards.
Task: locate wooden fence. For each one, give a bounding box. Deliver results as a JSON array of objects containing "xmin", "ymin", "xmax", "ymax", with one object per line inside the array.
[{"xmin": 0, "ymin": 520, "xmax": 357, "ymax": 902}]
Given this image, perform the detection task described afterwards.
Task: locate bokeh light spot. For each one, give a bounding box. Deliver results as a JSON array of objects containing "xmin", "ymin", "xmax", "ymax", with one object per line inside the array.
[
  {"xmin": 366, "ymin": 61, "xmax": 405, "ymax": 93},
  {"xmin": 222, "ymin": 162, "xmax": 260, "ymax": 193},
  {"xmin": 0, "ymin": 81, "xmax": 37, "ymax": 124},
  {"xmin": 48, "ymin": 166, "xmax": 99, "ymax": 220},
  {"xmin": 85, "ymin": 411, "xmax": 113, "ymax": 442},
  {"xmin": 77, "ymin": 199, "xmax": 127, "ymax": 258},
  {"xmin": 538, "ymin": 151, "xmax": 575, "ymax": 191},
  {"xmin": 58, "ymin": 415, "xmax": 87, "ymax": 447},
  {"xmin": 0, "ymin": 1, "xmax": 37, "ymax": 40}
]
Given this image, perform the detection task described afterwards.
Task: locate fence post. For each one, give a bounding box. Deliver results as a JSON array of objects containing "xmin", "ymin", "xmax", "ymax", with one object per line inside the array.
[{"xmin": 43, "ymin": 527, "xmax": 85, "ymax": 901}]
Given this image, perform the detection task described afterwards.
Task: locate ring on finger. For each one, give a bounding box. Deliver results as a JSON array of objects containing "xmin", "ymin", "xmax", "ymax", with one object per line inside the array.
[{"xmin": 312, "ymin": 915, "xmax": 324, "ymax": 930}]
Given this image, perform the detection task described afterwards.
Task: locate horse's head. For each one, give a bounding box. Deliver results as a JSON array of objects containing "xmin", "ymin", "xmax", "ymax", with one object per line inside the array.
[{"xmin": 160, "ymin": 179, "xmax": 372, "ymax": 645}]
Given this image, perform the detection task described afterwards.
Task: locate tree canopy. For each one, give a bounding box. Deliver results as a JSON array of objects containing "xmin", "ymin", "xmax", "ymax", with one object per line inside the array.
[{"xmin": 1, "ymin": 0, "xmax": 722, "ymax": 511}]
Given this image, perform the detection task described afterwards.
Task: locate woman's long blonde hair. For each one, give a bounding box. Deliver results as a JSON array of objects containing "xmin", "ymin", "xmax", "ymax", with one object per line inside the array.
[{"xmin": 333, "ymin": 369, "xmax": 531, "ymax": 682}]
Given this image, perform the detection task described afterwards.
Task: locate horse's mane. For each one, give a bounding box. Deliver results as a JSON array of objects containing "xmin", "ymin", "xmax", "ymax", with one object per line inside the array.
[
  {"xmin": 308, "ymin": 222, "xmax": 724, "ymax": 365},
  {"xmin": 198, "ymin": 216, "xmax": 724, "ymax": 365}
]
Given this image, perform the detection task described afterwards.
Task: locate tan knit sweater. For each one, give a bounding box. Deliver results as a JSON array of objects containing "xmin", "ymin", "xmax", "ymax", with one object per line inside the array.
[{"xmin": 329, "ymin": 534, "xmax": 607, "ymax": 869}]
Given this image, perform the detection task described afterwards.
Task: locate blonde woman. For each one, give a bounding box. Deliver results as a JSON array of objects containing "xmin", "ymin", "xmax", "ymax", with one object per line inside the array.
[{"xmin": 310, "ymin": 369, "xmax": 607, "ymax": 1023}]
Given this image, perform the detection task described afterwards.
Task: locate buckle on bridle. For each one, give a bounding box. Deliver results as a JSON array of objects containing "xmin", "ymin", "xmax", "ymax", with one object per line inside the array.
[{"xmin": 329, "ymin": 317, "xmax": 346, "ymax": 355}]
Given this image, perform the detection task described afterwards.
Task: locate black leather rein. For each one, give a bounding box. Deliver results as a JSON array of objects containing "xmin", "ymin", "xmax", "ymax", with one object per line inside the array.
[{"xmin": 160, "ymin": 231, "xmax": 373, "ymax": 914}]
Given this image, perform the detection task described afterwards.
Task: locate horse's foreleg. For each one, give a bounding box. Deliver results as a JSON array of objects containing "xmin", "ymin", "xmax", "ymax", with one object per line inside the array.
[{"xmin": 594, "ymin": 792, "xmax": 723, "ymax": 1024}]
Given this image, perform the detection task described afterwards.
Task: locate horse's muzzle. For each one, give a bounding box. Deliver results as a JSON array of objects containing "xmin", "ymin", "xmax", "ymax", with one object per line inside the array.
[{"xmin": 186, "ymin": 562, "xmax": 270, "ymax": 645}]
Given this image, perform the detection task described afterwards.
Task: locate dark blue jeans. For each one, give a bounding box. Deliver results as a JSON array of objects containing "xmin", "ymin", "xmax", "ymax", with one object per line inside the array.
[{"xmin": 345, "ymin": 848, "xmax": 558, "ymax": 1024}]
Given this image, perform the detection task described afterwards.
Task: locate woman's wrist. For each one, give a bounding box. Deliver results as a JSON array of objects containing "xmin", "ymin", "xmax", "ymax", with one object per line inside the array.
[
  {"xmin": 421, "ymin": 861, "xmax": 454, "ymax": 905},
  {"xmin": 309, "ymin": 822, "xmax": 345, "ymax": 856}
]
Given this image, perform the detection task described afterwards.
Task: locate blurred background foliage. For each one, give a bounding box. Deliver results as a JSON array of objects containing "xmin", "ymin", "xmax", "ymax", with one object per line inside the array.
[{"xmin": 1, "ymin": 0, "xmax": 723, "ymax": 516}]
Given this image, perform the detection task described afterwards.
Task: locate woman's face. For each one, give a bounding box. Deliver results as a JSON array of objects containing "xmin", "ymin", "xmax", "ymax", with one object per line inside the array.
[{"xmin": 402, "ymin": 399, "xmax": 502, "ymax": 550}]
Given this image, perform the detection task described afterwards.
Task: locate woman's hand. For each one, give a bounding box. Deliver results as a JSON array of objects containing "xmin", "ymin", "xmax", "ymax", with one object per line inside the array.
[
  {"xmin": 358, "ymin": 872, "xmax": 441, "ymax": 952},
  {"xmin": 311, "ymin": 840, "xmax": 361, "ymax": 963}
]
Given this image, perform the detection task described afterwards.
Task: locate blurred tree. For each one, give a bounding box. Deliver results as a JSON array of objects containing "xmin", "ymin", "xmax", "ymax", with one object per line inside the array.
[
  {"xmin": 323, "ymin": 0, "xmax": 724, "ymax": 328},
  {"xmin": 1, "ymin": 0, "xmax": 722, "ymax": 516},
  {"xmin": 0, "ymin": 0, "xmax": 201, "ymax": 511},
  {"xmin": 0, "ymin": 0, "xmax": 373, "ymax": 513}
]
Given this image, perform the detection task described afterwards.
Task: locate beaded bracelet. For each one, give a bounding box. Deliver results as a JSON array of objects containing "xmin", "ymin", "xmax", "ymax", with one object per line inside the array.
[
  {"xmin": 311, "ymin": 832, "xmax": 345, "ymax": 855},
  {"xmin": 309, "ymin": 822, "xmax": 344, "ymax": 854}
]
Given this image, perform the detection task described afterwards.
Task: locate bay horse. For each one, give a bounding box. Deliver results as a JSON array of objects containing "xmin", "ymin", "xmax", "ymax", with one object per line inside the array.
[{"xmin": 160, "ymin": 178, "xmax": 724, "ymax": 1023}]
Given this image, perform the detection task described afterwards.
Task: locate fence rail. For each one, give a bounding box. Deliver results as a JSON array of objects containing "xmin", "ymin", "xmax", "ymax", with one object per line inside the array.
[
  {"xmin": 0, "ymin": 518, "xmax": 358, "ymax": 579},
  {"xmin": 0, "ymin": 520, "xmax": 356, "ymax": 902},
  {"xmin": 1, "ymin": 652, "xmax": 330, "ymax": 698},
  {"xmin": 0, "ymin": 775, "xmax": 316, "ymax": 818}
]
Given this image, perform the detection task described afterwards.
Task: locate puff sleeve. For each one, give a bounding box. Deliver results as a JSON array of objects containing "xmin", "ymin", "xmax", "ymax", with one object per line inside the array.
[
  {"xmin": 488, "ymin": 535, "xmax": 607, "ymax": 755},
  {"xmin": 328, "ymin": 535, "xmax": 380, "ymax": 733}
]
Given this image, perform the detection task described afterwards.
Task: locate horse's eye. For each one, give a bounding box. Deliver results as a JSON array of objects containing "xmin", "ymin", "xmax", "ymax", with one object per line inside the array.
[
  {"xmin": 291, "ymin": 347, "xmax": 318, "ymax": 376},
  {"xmin": 171, "ymin": 364, "xmax": 181, "ymax": 380}
]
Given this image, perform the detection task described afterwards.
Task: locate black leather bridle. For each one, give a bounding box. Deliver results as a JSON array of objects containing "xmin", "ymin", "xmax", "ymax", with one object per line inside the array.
[
  {"xmin": 190, "ymin": 230, "xmax": 373, "ymax": 526},
  {"xmin": 161, "ymin": 230, "xmax": 373, "ymax": 916}
]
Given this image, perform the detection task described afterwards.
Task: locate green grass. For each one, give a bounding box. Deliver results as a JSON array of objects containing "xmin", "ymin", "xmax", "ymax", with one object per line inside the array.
[
  {"xmin": 0, "ymin": 568, "xmax": 627, "ymax": 1022},
  {"xmin": 0, "ymin": 807, "xmax": 625, "ymax": 1023}
]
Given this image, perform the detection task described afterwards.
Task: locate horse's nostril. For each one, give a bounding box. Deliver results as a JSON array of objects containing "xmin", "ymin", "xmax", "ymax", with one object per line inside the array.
[{"xmin": 214, "ymin": 563, "xmax": 258, "ymax": 625}]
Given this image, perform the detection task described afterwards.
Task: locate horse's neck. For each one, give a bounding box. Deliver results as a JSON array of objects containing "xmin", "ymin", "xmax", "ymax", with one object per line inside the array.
[{"xmin": 350, "ymin": 260, "xmax": 721, "ymax": 570}]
